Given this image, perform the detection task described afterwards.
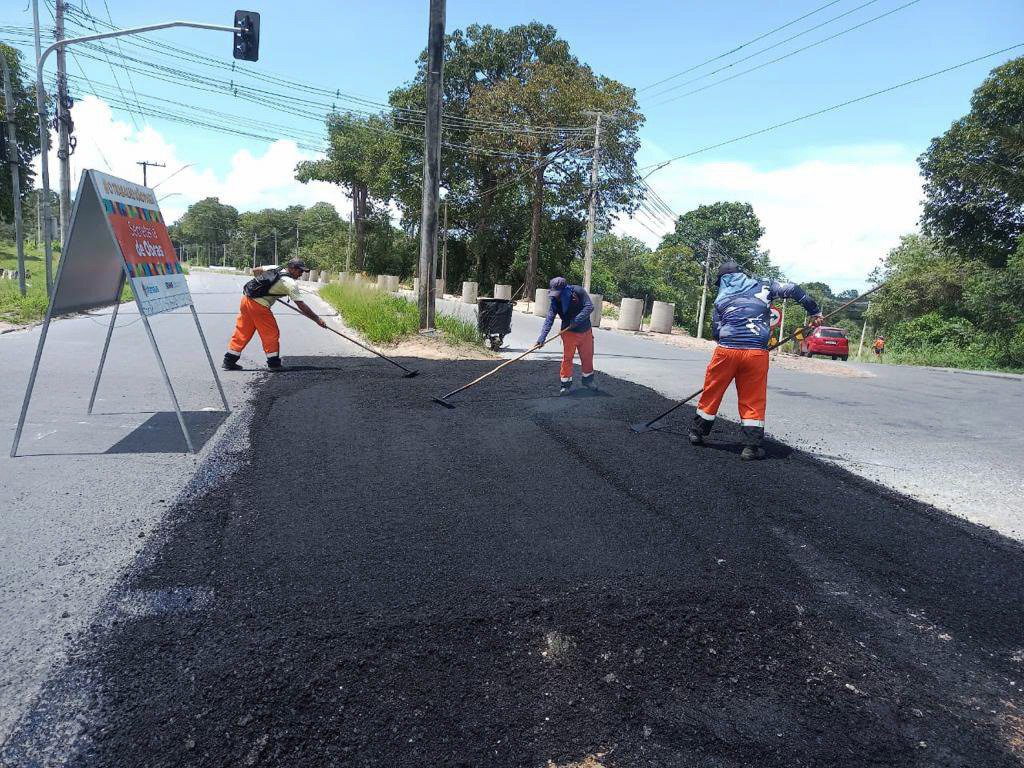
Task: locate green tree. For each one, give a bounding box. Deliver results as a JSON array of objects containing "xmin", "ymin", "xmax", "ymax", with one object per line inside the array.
[
  {"xmin": 919, "ymin": 56, "xmax": 1024, "ymax": 267},
  {"xmin": 172, "ymin": 197, "xmax": 239, "ymax": 263},
  {"xmin": 660, "ymin": 201, "xmax": 773, "ymax": 276},
  {"xmin": 0, "ymin": 44, "xmax": 41, "ymax": 221},
  {"xmin": 295, "ymin": 113, "xmax": 403, "ymax": 270}
]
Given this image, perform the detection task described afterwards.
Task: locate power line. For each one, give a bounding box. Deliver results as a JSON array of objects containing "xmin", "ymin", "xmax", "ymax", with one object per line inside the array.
[
  {"xmin": 638, "ymin": 0, "xmax": 846, "ymax": 92},
  {"xmin": 641, "ymin": 43, "xmax": 1024, "ymax": 177},
  {"xmin": 643, "ymin": 0, "xmax": 887, "ymax": 101},
  {"xmin": 647, "ymin": 0, "xmax": 924, "ymax": 108}
]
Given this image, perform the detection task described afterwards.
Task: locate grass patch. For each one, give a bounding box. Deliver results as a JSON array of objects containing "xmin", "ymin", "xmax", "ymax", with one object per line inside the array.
[
  {"xmin": 320, "ymin": 281, "xmax": 482, "ymax": 347},
  {"xmin": 860, "ymin": 345, "xmax": 1023, "ymax": 373}
]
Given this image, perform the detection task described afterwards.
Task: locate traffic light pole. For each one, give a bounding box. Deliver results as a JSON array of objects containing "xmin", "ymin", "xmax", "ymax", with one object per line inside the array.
[{"xmin": 30, "ymin": 16, "xmax": 241, "ymax": 298}]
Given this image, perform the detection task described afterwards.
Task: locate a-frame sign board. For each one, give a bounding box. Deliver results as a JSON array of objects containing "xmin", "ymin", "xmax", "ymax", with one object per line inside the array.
[{"xmin": 10, "ymin": 169, "xmax": 229, "ymax": 457}]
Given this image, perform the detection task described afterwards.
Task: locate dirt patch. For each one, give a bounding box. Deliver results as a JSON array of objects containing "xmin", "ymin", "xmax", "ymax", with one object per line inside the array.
[{"xmin": 388, "ymin": 334, "xmax": 493, "ymax": 360}]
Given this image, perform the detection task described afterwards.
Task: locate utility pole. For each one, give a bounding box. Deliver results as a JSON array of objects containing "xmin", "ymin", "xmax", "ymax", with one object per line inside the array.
[
  {"xmin": 55, "ymin": 0, "xmax": 72, "ymax": 247},
  {"xmin": 31, "ymin": 0, "xmax": 54, "ymax": 293},
  {"xmin": 582, "ymin": 111, "xmax": 602, "ymax": 292},
  {"xmin": 695, "ymin": 240, "xmax": 712, "ymax": 339},
  {"xmin": 137, "ymin": 160, "xmax": 165, "ymax": 186},
  {"xmin": 222, "ymin": 243, "xmax": 227, "ymax": 267},
  {"xmin": 441, "ymin": 197, "xmax": 448, "ymax": 288},
  {"xmin": 416, "ymin": 0, "xmax": 445, "ymax": 331},
  {"xmin": 777, "ymin": 299, "xmax": 787, "ymax": 354},
  {"xmin": 252, "ymin": 232, "xmax": 258, "ymax": 270},
  {"xmin": 295, "ymin": 223, "xmax": 299, "ymax": 255},
  {"xmin": 273, "ymin": 228, "xmax": 278, "ymax": 260},
  {"xmin": 1, "ymin": 55, "xmax": 27, "ymax": 296},
  {"xmin": 857, "ymin": 300, "xmax": 871, "ymax": 360},
  {"xmin": 345, "ymin": 211, "xmax": 353, "ymax": 272}
]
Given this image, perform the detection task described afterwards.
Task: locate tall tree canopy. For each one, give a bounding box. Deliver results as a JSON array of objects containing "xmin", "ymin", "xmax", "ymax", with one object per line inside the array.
[
  {"xmin": 659, "ymin": 201, "xmax": 773, "ymax": 277},
  {"xmin": 919, "ymin": 56, "xmax": 1024, "ymax": 268},
  {"xmin": 295, "ymin": 113, "xmax": 403, "ymax": 270},
  {"xmin": 0, "ymin": 44, "xmax": 41, "ymax": 221},
  {"xmin": 388, "ymin": 22, "xmax": 642, "ymax": 295}
]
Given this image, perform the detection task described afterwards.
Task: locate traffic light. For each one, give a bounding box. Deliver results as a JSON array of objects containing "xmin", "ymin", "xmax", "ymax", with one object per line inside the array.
[{"xmin": 233, "ymin": 10, "xmax": 260, "ymax": 61}]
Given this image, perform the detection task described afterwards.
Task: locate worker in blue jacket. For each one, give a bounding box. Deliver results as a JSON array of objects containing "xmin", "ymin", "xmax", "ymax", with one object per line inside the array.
[
  {"xmin": 537, "ymin": 277, "xmax": 595, "ymax": 394},
  {"xmin": 689, "ymin": 260, "xmax": 823, "ymax": 460}
]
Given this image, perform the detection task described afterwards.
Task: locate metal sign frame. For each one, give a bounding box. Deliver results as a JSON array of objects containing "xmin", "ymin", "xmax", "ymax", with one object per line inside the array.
[{"xmin": 10, "ymin": 170, "xmax": 229, "ymax": 457}]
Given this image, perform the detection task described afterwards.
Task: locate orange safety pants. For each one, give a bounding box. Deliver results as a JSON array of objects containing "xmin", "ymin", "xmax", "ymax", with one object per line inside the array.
[
  {"xmin": 560, "ymin": 328, "xmax": 595, "ymax": 381},
  {"xmin": 228, "ymin": 296, "xmax": 281, "ymax": 357},
  {"xmin": 695, "ymin": 346, "xmax": 769, "ymax": 427}
]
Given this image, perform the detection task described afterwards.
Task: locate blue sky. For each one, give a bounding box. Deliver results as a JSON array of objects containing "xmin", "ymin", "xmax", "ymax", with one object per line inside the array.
[{"xmin": 3, "ymin": 0, "xmax": 1022, "ymax": 288}]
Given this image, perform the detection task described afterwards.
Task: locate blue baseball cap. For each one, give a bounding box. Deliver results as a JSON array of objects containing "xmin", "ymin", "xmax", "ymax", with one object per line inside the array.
[{"xmin": 548, "ymin": 276, "xmax": 567, "ymax": 297}]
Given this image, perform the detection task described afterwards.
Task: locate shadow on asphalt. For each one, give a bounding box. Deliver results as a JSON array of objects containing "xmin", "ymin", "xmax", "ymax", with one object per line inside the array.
[
  {"xmin": 6, "ymin": 357, "xmax": 1023, "ymax": 768},
  {"xmin": 105, "ymin": 411, "xmax": 228, "ymax": 454}
]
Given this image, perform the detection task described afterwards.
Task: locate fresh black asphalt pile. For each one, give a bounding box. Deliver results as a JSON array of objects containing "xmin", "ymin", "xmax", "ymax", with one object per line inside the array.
[{"xmin": 5, "ymin": 358, "xmax": 1024, "ymax": 767}]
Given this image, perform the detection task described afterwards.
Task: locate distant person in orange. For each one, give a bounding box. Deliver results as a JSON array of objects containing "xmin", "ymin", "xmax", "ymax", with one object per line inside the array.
[
  {"xmin": 873, "ymin": 336, "xmax": 885, "ymax": 357},
  {"xmin": 223, "ymin": 257, "xmax": 325, "ymax": 371}
]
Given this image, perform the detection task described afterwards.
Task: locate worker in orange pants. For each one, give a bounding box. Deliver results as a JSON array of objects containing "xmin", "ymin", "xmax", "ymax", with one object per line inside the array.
[
  {"xmin": 223, "ymin": 257, "xmax": 324, "ymax": 371},
  {"xmin": 538, "ymin": 276, "xmax": 596, "ymax": 394},
  {"xmin": 689, "ymin": 260, "xmax": 822, "ymax": 460}
]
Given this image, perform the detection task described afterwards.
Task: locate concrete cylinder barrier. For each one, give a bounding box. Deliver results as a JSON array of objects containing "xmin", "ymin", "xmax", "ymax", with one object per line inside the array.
[
  {"xmin": 338, "ymin": 271, "xmax": 349, "ymax": 283},
  {"xmin": 618, "ymin": 297, "xmax": 643, "ymax": 331},
  {"xmin": 306, "ymin": 269, "xmax": 319, "ymax": 283},
  {"xmin": 390, "ymin": 275, "xmax": 401, "ymax": 292},
  {"xmin": 534, "ymin": 288, "xmax": 549, "ymax": 316},
  {"xmin": 413, "ymin": 277, "xmax": 420, "ymax": 294},
  {"xmin": 319, "ymin": 271, "xmax": 330, "ymax": 283},
  {"xmin": 436, "ymin": 278, "xmax": 445, "ymax": 297},
  {"xmin": 493, "ymin": 284, "xmax": 512, "ymax": 300},
  {"xmin": 590, "ymin": 294, "xmax": 603, "ymax": 328},
  {"xmin": 376, "ymin": 274, "xmax": 387, "ymax": 290},
  {"xmin": 650, "ymin": 301, "xmax": 675, "ymax": 334},
  {"xmin": 461, "ymin": 281, "xmax": 479, "ymax": 304}
]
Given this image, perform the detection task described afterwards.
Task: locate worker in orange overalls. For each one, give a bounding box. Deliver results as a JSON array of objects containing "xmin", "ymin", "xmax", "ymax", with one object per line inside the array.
[
  {"xmin": 223, "ymin": 257, "xmax": 325, "ymax": 372},
  {"xmin": 873, "ymin": 336, "xmax": 885, "ymax": 357},
  {"xmin": 537, "ymin": 277, "xmax": 596, "ymax": 394},
  {"xmin": 688, "ymin": 261, "xmax": 823, "ymax": 460}
]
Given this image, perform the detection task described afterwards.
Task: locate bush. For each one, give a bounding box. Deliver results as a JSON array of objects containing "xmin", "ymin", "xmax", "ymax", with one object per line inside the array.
[
  {"xmin": 888, "ymin": 312, "xmax": 976, "ymax": 350},
  {"xmin": 320, "ymin": 281, "xmax": 481, "ymax": 347}
]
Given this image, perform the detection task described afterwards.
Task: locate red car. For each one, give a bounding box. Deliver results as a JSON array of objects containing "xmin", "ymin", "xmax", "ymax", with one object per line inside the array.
[{"xmin": 798, "ymin": 326, "xmax": 850, "ymax": 361}]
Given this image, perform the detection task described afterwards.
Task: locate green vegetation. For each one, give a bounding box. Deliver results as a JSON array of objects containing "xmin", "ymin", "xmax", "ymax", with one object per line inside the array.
[
  {"xmin": 319, "ymin": 281, "xmax": 482, "ymax": 348},
  {"xmin": 864, "ymin": 56, "xmax": 1024, "ymax": 372}
]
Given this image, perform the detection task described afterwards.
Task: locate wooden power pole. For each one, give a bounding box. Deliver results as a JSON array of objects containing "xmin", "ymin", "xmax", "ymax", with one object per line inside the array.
[{"xmin": 416, "ymin": 0, "xmax": 445, "ymax": 331}]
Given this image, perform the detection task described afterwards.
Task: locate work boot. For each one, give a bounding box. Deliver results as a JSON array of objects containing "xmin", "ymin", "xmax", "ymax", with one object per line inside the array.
[
  {"xmin": 689, "ymin": 412, "xmax": 714, "ymax": 445},
  {"xmin": 267, "ymin": 356, "xmax": 284, "ymax": 372},
  {"xmin": 222, "ymin": 352, "xmax": 242, "ymax": 371},
  {"xmin": 559, "ymin": 379, "xmax": 573, "ymax": 395},
  {"xmin": 581, "ymin": 373, "xmax": 597, "ymax": 390},
  {"xmin": 740, "ymin": 424, "xmax": 766, "ymax": 461}
]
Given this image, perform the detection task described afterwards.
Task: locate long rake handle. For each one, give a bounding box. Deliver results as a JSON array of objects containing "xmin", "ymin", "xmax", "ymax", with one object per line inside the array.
[
  {"xmin": 639, "ymin": 282, "xmax": 887, "ymax": 430},
  {"xmin": 437, "ymin": 329, "xmax": 568, "ymax": 401},
  {"xmin": 278, "ymin": 299, "xmax": 417, "ymax": 374}
]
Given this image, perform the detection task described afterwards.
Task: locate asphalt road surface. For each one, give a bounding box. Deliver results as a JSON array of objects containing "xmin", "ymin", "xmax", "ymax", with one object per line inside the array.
[
  {"xmin": 1, "ymin": 273, "xmax": 1022, "ymax": 766},
  {"xmin": 3, "ymin": 358, "xmax": 1022, "ymax": 767}
]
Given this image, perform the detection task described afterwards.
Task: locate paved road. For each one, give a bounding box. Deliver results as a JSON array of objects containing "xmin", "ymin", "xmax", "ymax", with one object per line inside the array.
[
  {"xmin": 0, "ymin": 271, "xmax": 356, "ymax": 745},
  {"xmin": 4, "ymin": 358, "xmax": 1022, "ymax": 766},
  {"xmin": 1, "ymin": 273, "xmax": 1021, "ymax": 754},
  {"xmin": 436, "ymin": 296, "xmax": 1024, "ymax": 540}
]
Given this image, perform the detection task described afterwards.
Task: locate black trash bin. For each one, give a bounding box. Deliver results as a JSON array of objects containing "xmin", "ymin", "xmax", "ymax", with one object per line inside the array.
[{"xmin": 477, "ymin": 298, "xmax": 513, "ymax": 351}]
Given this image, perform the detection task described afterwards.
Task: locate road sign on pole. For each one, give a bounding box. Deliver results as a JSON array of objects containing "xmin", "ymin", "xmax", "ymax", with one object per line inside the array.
[
  {"xmin": 770, "ymin": 305, "xmax": 782, "ymax": 328},
  {"xmin": 10, "ymin": 170, "xmax": 229, "ymax": 457}
]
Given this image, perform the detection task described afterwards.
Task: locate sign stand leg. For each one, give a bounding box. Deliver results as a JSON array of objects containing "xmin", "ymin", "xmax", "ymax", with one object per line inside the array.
[
  {"xmin": 189, "ymin": 303, "xmax": 230, "ymax": 412},
  {"xmin": 87, "ymin": 276, "xmax": 124, "ymax": 414},
  {"xmin": 10, "ymin": 306, "xmax": 57, "ymax": 457},
  {"xmin": 139, "ymin": 312, "xmax": 195, "ymax": 454}
]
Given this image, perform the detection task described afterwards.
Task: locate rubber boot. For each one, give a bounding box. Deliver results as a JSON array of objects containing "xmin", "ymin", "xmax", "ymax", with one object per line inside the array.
[
  {"xmin": 222, "ymin": 352, "xmax": 242, "ymax": 371},
  {"xmin": 740, "ymin": 425, "xmax": 766, "ymax": 461},
  {"xmin": 581, "ymin": 373, "xmax": 596, "ymax": 390},
  {"xmin": 267, "ymin": 355, "xmax": 284, "ymax": 372},
  {"xmin": 689, "ymin": 412, "xmax": 713, "ymax": 445},
  {"xmin": 559, "ymin": 378, "xmax": 573, "ymax": 395}
]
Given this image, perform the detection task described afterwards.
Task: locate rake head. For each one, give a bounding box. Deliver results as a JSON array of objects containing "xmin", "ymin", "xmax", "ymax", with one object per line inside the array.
[
  {"xmin": 630, "ymin": 421, "xmax": 658, "ymax": 434},
  {"xmin": 431, "ymin": 396, "xmax": 456, "ymax": 409},
  {"xmin": 403, "ymin": 370, "xmax": 420, "ymax": 378}
]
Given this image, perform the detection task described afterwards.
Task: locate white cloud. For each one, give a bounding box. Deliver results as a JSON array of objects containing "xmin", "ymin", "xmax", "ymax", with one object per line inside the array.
[
  {"xmin": 33, "ymin": 96, "xmax": 350, "ymax": 224},
  {"xmin": 616, "ymin": 145, "xmax": 924, "ymax": 290}
]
